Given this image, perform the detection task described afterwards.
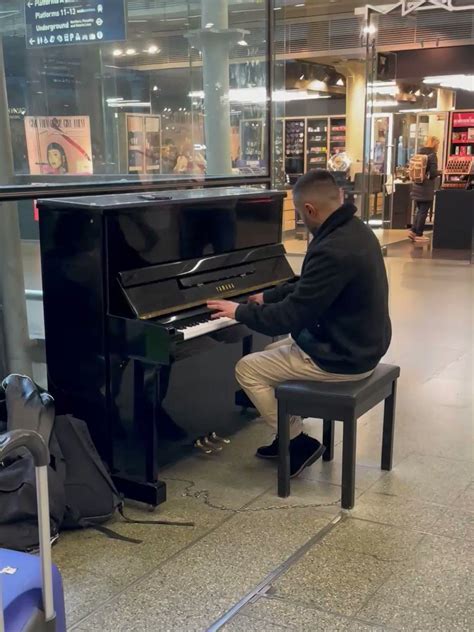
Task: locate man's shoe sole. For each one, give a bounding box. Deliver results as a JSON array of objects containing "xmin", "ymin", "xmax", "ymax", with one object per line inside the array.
[
  {"xmin": 290, "ymin": 443, "xmax": 326, "ymax": 478},
  {"xmin": 256, "ymin": 451, "xmax": 279, "ymax": 460}
]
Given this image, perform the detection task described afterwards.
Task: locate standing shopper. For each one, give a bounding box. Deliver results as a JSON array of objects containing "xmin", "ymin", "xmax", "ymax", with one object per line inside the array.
[{"xmin": 409, "ymin": 136, "xmax": 440, "ymax": 243}]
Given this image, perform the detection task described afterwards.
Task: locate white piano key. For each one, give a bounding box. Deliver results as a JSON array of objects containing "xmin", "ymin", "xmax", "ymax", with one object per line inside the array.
[{"xmin": 177, "ymin": 317, "xmax": 238, "ymax": 340}]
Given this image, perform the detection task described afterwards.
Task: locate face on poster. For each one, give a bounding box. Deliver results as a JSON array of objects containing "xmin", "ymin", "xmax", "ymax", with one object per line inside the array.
[{"xmin": 24, "ymin": 116, "xmax": 93, "ymax": 175}]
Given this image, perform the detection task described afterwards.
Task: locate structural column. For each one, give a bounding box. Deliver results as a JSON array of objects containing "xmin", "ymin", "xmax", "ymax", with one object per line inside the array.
[
  {"xmin": 196, "ymin": 0, "xmax": 233, "ymax": 176},
  {"xmin": 0, "ymin": 38, "xmax": 32, "ymax": 376},
  {"xmin": 342, "ymin": 61, "xmax": 367, "ymax": 181}
]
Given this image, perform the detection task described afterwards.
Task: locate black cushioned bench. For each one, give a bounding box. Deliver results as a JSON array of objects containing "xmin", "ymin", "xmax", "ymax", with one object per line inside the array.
[{"xmin": 275, "ymin": 363, "xmax": 400, "ymax": 509}]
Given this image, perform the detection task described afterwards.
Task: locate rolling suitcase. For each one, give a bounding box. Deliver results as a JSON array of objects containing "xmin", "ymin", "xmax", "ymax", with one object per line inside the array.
[{"xmin": 0, "ymin": 430, "xmax": 66, "ymax": 632}]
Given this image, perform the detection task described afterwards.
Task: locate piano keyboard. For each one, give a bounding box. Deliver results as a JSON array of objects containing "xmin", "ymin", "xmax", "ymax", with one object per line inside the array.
[{"xmin": 176, "ymin": 315, "xmax": 238, "ymax": 340}]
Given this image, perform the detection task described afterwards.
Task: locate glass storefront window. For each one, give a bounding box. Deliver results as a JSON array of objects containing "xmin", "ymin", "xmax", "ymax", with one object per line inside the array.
[{"xmin": 0, "ymin": 0, "xmax": 270, "ymax": 192}]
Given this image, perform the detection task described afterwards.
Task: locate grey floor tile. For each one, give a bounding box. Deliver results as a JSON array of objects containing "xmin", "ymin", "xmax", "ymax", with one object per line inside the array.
[
  {"xmin": 70, "ymin": 502, "xmax": 333, "ymax": 631},
  {"xmin": 368, "ymin": 453, "xmax": 473, "ymax": 505},
  {"xmin": 454, "ymin": 483, "xmax": 474, "ymax": 512},
  {"xmin": 246, "ymin": 477, "xmax": 343, "ymax": 516},
  {"xmin": 237, "ymin": 596, "xmax": 353, "ymax": 630},
  {"xmin": 430, "ymin": 507, "xmax": 474, "ymax": 542},
  {"xmin": 357, "ymin": 534, "xmax": 474, "ymax": 629},
  {"xmin": 350, "ymin": 491, "xmax": 445, "ymax": 531},
  {"xmin": 59, "ymin": 565, "xmax": 123, "ymax": 627},
  {"xmin": 300, "ymin": 457, "xmax": 387, "ymax": 493},
  {"xmin": 223, "ymin": 613, "xmax": 289, "ymax": 631},
  {"xmin": 273, "ymin": 543, "xmax": 393, "ymax": 618},
  {"xmin": 323, "ymin": 518, "xmax": 424, "ymax": 562}
]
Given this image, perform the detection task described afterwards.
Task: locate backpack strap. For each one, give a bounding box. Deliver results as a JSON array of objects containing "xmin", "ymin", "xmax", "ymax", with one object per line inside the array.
[{"xmin": 118, "ymin": 505, "xmax": 194, "ymax": 528}]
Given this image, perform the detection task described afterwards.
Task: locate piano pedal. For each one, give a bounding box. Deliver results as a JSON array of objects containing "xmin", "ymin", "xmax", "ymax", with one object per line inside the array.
[
  {"xmin": 208, "ymin": 431, "xmax": 231, "ymax": 445},
  {"xmin": 203, "ymin": 436, "xmax": 222, "ymax": 452},
  {"xmin": 194, "ymin": 438, "xmax": 213, "ymax": 455}
]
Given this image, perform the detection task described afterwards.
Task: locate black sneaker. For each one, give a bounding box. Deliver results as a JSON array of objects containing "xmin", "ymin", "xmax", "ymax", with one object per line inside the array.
[
  {"xmin": 290, "ymin": 433, "xmax": 326, "ymax": 478},
  {"xmin": 256, "ymin": 436, "xmax": 279, "ymax": 459}
]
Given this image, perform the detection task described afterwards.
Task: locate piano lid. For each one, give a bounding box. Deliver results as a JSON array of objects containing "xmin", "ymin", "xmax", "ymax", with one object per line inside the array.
[{"xmin": 37, "ymin": 187, "xmax": 286, "ymax": 213}]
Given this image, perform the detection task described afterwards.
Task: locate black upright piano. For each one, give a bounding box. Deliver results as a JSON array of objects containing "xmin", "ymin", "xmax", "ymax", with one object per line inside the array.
[{"xmin": 38, "ymin": 187, "xmax": 293, "ymax": 506}]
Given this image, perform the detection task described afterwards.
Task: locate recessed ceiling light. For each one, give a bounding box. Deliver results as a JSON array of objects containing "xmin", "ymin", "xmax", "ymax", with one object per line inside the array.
[
  {"xmin": 147, "ymin": 45, "xmax": 159, "ymax": 54},
  {"xmin": 205, "ymin": 22, "xmax": 214, "ymax": 29},
  {"xmin": 238, "ymin": 39, "xmax": 248, "ymax": 46},
  {"xmin": 336, "ymin": 77, "xmax": 345, "ymax": 87},
  {"xmin": 113, "ymin": 49, "xmax": 122, "ymax": 56},
  {"xmin": 126, "ymin": 48, "xmax": 136, "ymax": 55}
]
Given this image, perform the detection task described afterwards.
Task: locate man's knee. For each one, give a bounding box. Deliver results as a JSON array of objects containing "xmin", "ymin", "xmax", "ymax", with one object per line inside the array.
[{"xmin": 235, "ymin": 353, "xmax": 259, "ymax": 387}]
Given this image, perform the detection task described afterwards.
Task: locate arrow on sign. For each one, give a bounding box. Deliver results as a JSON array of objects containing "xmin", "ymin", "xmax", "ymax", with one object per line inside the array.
[
  {"xmin": 29, "ymin": 37, "xmax": 35, "ymax": 45},
  {"xmin": 27, "ymin": 1, "xmax": 33, "ymax": 8}
]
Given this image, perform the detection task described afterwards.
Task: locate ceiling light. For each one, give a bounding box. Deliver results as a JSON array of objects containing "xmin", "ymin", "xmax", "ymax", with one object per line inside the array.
[
  {"xmin": 363, "ymin": 24, "xmax": 377, "ymax": 35},
  {"xmin": 147, "ymin": 45, "xmax": 160, "ymax": 54},
  {"xmin": 428, "ymin": 91, "xmax": 435, "ymax": 98},
  {"xmin": 152, "ymin": 85, "xmax": 159, "ymax": 92},
  {"xmin": 415, "ymin": 89, "xmax": 421, "ymax": 96},
  {"xmin": 299, "ymin": 74, "xmax": 305, "ymax": 81},
  {"xmin": 308, "ymin": 79, "xmax": 327, "ymax": 91},
  {"xmin": 295, "ymin": 3, "xmax": 305, "ymax": 6},
  {"xmin": 126, "ymin": 48, "xmax": 136, "ymax": 55},
  {"xmin": 113, "ymin": 49, "xmax": 122, "ymax": 56},
  {"xmin": 238, "ymin": 39, "xmax": 248, "ymax": 46},
  {"xmin": 423, "ymin": 74, "xmax": 474, "ymax": 92},
  {"xmin": 205, "ymin": 22, "xmax": 214, "ymax": 29},
  {"xmin": 336, "ymin": 77, "xmax": 345, "ymax": 87}
]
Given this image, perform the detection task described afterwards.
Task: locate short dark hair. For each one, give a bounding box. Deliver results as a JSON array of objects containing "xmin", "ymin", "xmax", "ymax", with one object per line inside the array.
[{"xmin": 293, "ymin": 169, "xmax": 337, "ymax": 198}]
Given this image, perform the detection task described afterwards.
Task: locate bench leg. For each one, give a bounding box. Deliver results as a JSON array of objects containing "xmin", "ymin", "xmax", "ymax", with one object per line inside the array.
[
  {"xmin": 277, "ymin": 402, "xmax": 290, "ymax": 498},
  {"xmin": 341, "ymin": 415, "xmax": 357, "ymax": 510},
  {"xmin": 323, "ymin": 419, "xmax": 335, "ymax": 462},
  {"xmin": 382, "ymin": 380, "xmax": 397, "ymax": 471}
]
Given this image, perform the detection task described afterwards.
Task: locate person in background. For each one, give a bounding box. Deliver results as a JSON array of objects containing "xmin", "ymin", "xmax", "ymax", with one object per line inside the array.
[
  {"xmin": 409, "ymin": 136, "xmax": 440, "ymax": 243},
  {"xmin": 207, "ymin": 170, "xmax": 392, "ymax": 478}
]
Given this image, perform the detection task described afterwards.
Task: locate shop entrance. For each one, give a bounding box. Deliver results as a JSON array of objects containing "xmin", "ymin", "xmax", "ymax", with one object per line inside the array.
[{"xmin": 360, "ymin": 1, "xmax": 474, "ymax": 241}]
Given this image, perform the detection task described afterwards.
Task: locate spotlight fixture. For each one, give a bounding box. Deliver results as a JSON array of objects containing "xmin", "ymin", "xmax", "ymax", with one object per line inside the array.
[{"xmin": 363, "ymin": 24, "xmax": 377, "ymax": 35}]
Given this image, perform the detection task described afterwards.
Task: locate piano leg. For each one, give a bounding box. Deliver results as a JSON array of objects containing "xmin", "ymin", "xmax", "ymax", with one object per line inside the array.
[{"xmin": 112, "ymin": 360, "xmax": 167, "ymax": 507}]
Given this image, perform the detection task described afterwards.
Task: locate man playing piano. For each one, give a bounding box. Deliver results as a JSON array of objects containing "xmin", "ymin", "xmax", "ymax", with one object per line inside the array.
[{"xmin": 208, "ymin": 169, "xmax": 391, "ymax": 478}]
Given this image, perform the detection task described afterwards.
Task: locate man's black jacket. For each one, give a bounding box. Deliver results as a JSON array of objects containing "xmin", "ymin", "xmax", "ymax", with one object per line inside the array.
[{"xmin": 235, "ymin": 203, "xmax": 392, "ymax": 374}]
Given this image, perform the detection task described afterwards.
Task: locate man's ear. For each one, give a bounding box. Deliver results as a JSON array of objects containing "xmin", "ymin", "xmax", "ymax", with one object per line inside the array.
[{"xmin": 305, "ymin": 202, "xmax": 316, "ymax": 216}]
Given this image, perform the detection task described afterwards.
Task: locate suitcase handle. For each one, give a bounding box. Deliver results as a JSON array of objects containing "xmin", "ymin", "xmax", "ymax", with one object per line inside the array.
[
  {"xmin": 0, "ymin": 429, "xmax": 49, "ymax": 466},
  {"xmin": 0, "ymin": 430, "xmax": 56, "ymax": 625}
]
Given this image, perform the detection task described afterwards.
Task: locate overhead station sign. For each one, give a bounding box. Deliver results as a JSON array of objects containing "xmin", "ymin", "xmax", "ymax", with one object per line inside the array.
[{"xmin": 25, "ymin": 0, "xmax": 126, "ymax": 49}]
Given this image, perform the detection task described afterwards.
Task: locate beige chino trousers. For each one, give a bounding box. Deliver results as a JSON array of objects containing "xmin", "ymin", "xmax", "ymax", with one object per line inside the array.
[{"xmin": 235, "ymin": 338, "xmax": 373, "ymax": 440}]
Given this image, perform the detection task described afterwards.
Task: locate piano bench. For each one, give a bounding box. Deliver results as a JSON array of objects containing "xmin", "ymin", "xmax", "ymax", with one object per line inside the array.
[{"xmin": 275, "ymin": 363, "xmax": 400, "ymax": 510}]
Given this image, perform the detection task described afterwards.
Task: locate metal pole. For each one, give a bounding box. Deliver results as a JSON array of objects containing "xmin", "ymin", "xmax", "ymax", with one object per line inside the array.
[{"xmin": 0, "ymin": 37, "xmax": 32, "ymax": 376}]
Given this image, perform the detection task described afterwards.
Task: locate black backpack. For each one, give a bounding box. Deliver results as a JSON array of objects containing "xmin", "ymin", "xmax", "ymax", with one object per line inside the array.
[
  {"xmin": 0, "ymin": 375, "xmax": 65, "ymax": 550},
  {"xmin": 0, "ymin": 375, "xmax": 193, "ymax": 550}
]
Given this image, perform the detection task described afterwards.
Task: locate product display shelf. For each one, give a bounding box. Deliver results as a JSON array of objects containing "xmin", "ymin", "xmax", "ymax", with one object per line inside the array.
[
  {"xmin": 306, "ymin": 117, "xmax": 328, "ymax": 170},
  {"xmin": 448, "ymin": 111, "xmax": 474, "ymax": 160}
]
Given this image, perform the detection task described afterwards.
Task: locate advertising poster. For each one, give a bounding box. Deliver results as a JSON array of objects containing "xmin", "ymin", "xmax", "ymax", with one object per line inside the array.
[{"xmin": 24, "ymin": 116, "xmax": 93, "ymax": 175}]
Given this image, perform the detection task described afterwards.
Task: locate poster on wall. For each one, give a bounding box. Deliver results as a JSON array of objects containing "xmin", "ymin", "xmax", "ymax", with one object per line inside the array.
[{"xmin": 24, "ymin": 116, "xmax": 93, "ymax": 175}]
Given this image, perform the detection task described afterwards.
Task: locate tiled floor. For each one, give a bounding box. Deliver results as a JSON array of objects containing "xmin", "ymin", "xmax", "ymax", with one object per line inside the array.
[{"xmin": 19, "ymin": 240, "xmax": 474, "ymax": 631}]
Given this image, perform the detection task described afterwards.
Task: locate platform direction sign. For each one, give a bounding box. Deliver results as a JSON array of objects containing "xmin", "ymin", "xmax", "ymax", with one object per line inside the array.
[{"xmin": 25, "ymin": 0, "xmax": 126, "ymax": 49}]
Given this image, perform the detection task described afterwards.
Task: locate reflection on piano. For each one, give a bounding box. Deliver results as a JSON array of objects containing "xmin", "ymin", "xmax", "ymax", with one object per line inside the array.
[{"xmin": 38, "ymin": 187, "xmax": 292, "ymax": 506}]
